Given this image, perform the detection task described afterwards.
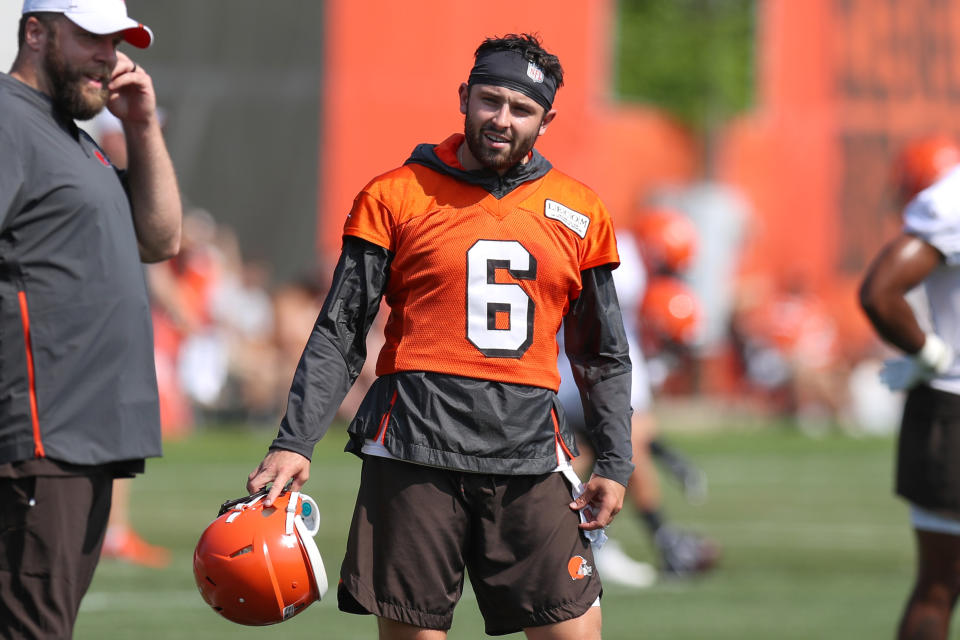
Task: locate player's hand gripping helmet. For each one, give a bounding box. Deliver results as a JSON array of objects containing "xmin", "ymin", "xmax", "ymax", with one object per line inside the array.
[
  {"xmin": 632, "ymin": 207, "xmax": 699, "ymax": 275},
  {"xmin": 193, "ymin": 489, "xmax": 328, "ymax": 626}
]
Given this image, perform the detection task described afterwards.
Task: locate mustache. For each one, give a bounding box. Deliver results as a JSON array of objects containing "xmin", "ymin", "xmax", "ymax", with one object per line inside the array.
[
  {"xmin": 71, "ymin": 65, "xmax": 112, "ymax": 86},
  {"xmin": 89, "ymin": 68, "xmax": 112, "ymax": 85},
  {"xmin": 481, "ymin": 128, "xmax": 512, "ymax": 142}
]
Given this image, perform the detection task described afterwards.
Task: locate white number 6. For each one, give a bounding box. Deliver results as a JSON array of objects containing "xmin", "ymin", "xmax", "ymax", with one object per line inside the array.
[{"xmin": 466, "ymin": 240, "xmax": 537, "ymax": 358}]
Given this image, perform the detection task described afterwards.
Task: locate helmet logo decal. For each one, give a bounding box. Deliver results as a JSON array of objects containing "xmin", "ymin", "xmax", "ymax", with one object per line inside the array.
[{"xmin": 567, "ymin": 555, "xmax": 594, "ymax": 580}]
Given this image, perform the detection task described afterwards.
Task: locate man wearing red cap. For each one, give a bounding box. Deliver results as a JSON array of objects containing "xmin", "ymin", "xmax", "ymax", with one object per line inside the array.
[{"xmin": 0, "ymin": 1, "xmax": 180, "ymax": 636}]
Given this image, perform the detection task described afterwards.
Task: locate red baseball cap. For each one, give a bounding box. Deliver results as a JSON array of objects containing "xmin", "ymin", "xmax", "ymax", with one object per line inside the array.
[{"xmin": 22, "ymin": 0, "xmax": 154, "ymax": 48}]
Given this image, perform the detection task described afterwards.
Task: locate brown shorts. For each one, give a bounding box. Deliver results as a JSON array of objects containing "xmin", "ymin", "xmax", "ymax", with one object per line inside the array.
[
  {"xmin": 896, "ymin": 385, "xmax": 960, "ymax": 511},
  {"xmin": 338, "ymin": 456, "xmax": 602, "ymax": 636},
  {"xmin": 0, "ymin": 468, "xmax": 113, "ymax": 639}
]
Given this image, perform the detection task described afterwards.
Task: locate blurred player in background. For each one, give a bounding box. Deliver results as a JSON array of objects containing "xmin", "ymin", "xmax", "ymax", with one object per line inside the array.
[
  {"xmin": 633, "ymin": 207, "xmax": 703, "ymax": 392},
  {"xmin": 729, "ymin": 273, "xmax": 848, "ymax": 432},
  {"xmin": 558, "ymin": 208, "xmax": 720, "ymax": 584},
  {"xmin": 247, "ymin": 33, "xmax": 633, "ymax": 639},
  {"xmin": 859, "ymin": 134, "xmax": 960, "ymax": 640}
]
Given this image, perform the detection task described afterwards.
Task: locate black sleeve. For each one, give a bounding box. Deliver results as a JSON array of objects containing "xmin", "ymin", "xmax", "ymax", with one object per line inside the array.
[
  {"xmin": 270, "ymin": 236, "xmax": 392, "ymax": 458},
  {"xmin": 563, "ymin": 265, "xmax": 635, "ymax": 486}
]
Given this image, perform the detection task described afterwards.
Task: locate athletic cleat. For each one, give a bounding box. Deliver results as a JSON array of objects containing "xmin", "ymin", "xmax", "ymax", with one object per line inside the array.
[
  {"xmin": 594, "ymin": 538, "xmax": 656, "ymax": 588},
  {"xmin": 653, "ymin": 526, "xmax": 721, "ymax": 577},
  {"xmin": 101, "ymin": 527, "xmax": 171, "ymax": 569}
]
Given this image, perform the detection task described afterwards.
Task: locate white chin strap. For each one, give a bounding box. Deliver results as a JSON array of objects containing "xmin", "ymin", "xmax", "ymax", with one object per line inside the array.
[
  {"xmin": 286, "ymin": 492, "xmax": 328, "ymax": 600},
  {"xmin": 224, "ymin": 492, "xmax": 267, "ymax": 523}
]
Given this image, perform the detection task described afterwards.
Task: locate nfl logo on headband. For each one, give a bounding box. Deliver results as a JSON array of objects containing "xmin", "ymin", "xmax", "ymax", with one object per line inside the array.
[{"xmin": 527, "ymin": 62, "xmax": 545, "ymax": 84}]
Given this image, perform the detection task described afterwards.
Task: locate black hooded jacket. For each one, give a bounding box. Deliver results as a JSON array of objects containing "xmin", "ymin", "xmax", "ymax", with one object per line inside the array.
[{"xmin": 271, "ymin": 138, "xmax": 634, "ymax": 485}]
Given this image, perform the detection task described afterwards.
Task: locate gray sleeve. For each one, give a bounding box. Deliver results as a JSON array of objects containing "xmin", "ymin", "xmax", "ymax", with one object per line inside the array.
[
  {"xmin": 563, "ymin": 266, "xmax": 635, "ymax": 486},
  {"xmin": 270, "ymin": 236, "xmax": 392, "ymax": 457},
  {"xmin": 0, "ymin": 128, "xmax": 24, "ymax": 234}
]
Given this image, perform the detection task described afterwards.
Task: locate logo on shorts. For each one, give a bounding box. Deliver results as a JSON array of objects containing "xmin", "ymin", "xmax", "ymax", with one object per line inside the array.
[{"xmin": 567, "ymin": 555, "xmax": 593, "ymax": 580}]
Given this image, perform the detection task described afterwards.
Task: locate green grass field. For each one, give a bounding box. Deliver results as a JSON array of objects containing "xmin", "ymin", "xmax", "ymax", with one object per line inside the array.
[{"xmin": 72, "ymin": 417, "xmax": 921, "ymax": 639}]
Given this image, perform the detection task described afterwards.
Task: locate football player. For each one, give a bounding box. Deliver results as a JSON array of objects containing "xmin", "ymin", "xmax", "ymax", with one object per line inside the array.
[
  {"xmin": 558, "ymin": 225, "xmax": 719, "ymax": 587},
  {"xmin": 859, "ymin": 134, "xmax": 960, "ymax": 640},
  {"xmin": 247, "ymin": 34, "xmax": 632, "ymax": 639}
]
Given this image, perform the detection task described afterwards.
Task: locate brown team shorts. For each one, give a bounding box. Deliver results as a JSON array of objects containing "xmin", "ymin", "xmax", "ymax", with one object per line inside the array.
[{"xmin": 337, "ymin": 456, "xmax": 602, "ymax": 636}]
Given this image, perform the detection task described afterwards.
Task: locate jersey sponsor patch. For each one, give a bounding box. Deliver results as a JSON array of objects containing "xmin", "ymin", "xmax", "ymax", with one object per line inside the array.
[{"xmin": 544, "ymin": 200, "xmax": 589, "ymax": 238}]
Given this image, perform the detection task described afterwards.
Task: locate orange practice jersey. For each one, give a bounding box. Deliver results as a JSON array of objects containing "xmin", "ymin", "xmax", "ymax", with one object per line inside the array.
[{"xmin": 343, "ymin": 135, "xmax": 620, "ymax": 391}]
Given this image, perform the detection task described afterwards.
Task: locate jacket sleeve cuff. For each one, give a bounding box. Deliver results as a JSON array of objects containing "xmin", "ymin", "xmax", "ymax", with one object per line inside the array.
[
  {"xmin": 591, "ymin": 459, "xmax": 635, "ymax": 488},
  {"xmin": 268, "ymin": 437, "xmax": 315, "ymax": 461}
]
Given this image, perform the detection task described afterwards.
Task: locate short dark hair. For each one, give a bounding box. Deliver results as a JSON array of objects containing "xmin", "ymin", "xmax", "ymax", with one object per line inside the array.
[
  {"xmin": 474, "ymin": 33, "xmax": 564, "ymax": 89},
  {"xmin": 18, "ymin": 12, "xmax": 59, "ymax": 48}
]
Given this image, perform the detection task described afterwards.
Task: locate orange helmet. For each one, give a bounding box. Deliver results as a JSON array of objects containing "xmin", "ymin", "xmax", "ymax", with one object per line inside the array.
[
  {"xmin": 193, "ymin": 489, "xmax": 328, "ymax": 626},
  {"xmin": 640, "ymin": 276, "xmax": 701, "ymax": 345},
  {"xmin": 632, "ymin": 207, "xmax": 698, "ymax": 274},
  {"xmin": 892, "ymin": 134, "xmax": 960, "ymax": 201}
]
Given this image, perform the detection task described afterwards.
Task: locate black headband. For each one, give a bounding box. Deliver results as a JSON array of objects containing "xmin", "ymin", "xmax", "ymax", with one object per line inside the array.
[{"xmin": 467, "ymin": 49, "xmax": 558, "ymax": 111}]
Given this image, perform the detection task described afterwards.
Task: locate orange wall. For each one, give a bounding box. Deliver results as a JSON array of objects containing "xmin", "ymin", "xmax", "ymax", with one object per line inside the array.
[
  {"xmin": 719, "ymin": 0, "xmax": 960, "ymax": 355},
  {"xmin": 318, "ymin": 0, "xmax": 697, "ymax": 263},
  {"xmin": 722, "ymin": 0, "xmax": 838, "ymax": 286},
  {"xmin": 320, "ymin": 0, "xmax": 960, "ymax": 359}
]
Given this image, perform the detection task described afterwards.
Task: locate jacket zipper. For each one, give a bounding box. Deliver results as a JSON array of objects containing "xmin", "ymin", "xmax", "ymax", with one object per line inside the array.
[
  {"xmin": 552, "ymin": 408, "xmax": 574, "ymax": 464},
  {"xmin": 374, "ymin": 390, "xmax": 398, "ymax": 445},
  {"xmin": 17, "ymin": 291, "xmax": 45, "ymax": 457}
]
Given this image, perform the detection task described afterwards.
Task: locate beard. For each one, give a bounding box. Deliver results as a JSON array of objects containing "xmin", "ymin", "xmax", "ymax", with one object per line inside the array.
[
  {"xmin": 43, "ymin": 33, "xmax": 111, "ymax": 120},
  {"xmin": 463, "ymin": 113, "xmax": 540, "ymax": 173}
]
